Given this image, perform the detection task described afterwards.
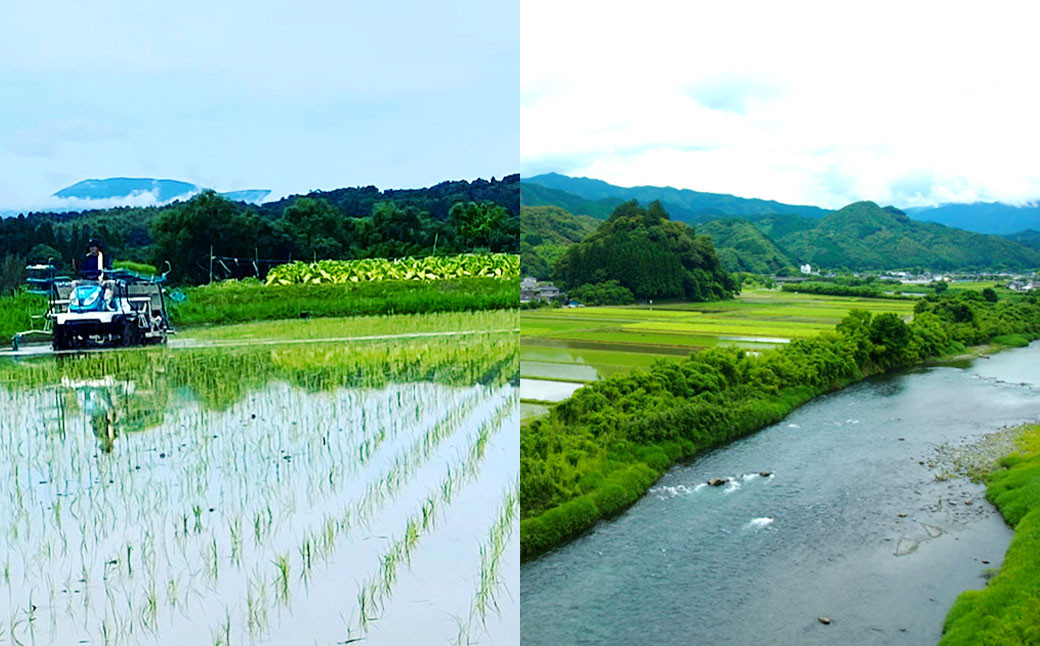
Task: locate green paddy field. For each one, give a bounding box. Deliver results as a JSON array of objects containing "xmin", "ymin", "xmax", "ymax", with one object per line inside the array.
[{"xmin": 520, "ymin": 288, "xmax": 916, "ymax": 389}]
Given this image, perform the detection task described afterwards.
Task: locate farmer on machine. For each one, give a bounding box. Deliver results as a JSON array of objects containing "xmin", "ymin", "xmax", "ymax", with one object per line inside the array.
[{"xmin": 81, "ymin": 238, "xmax": 111, "ymax": 280}]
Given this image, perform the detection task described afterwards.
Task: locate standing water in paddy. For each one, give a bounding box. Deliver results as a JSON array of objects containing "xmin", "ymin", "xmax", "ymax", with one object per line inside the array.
[
  {"xmin": 521, "ymin": 342, "xmax": 1040, "ymax": 645},
  {"xmin": 0, "ymin": 330, "xmax": 518, "ymax": 645}
]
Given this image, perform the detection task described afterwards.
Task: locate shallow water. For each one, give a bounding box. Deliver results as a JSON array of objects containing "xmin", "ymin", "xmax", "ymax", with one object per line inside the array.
[
  {"xmin": 519, "ymin": 378, "xmax": 585, "ymax": 402},
  {"xmin": 521, "ymin": 342, "xmax": 1040, "ymax": 645},
  {"xmin": 0, "ymin": 342, "xmax": 519, "ymax": 645}
]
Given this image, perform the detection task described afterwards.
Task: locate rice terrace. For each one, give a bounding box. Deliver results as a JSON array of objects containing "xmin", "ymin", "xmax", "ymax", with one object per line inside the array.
[{"xmin": 0, "ymin": 255, "xmax": 521, "ymax": 644}]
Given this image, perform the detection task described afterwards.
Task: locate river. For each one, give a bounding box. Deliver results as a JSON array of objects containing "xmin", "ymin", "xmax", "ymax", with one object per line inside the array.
[{"xmin": 521, "ymin": 343, "xmax": 1040, "ymax": 645}]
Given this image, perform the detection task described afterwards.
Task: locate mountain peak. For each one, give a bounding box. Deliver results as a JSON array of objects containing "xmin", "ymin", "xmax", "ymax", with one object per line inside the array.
[{"xmin": 52, "ymin": 177, "xmax": 270, "ymax": 206}]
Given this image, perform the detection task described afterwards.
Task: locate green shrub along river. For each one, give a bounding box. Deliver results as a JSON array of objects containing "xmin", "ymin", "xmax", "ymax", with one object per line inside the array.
[{"xmin": 520, "ymin": 292, "xmax": 1040, "ymax": 561}]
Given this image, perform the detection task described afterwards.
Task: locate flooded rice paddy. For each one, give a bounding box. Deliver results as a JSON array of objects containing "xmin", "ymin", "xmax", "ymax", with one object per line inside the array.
[
  {"xmin": 0, "ymin": 329, "xmax": 518, "ymax": 645},
  {"xmin": 518, "ymin": 291, "xmax": 912, "ymax": 411}
]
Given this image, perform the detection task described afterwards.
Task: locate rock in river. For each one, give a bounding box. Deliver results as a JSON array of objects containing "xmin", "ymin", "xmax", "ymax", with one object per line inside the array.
[{"xmin": 707, "ymin": 478, "xmax": 729, "ymax": 487}]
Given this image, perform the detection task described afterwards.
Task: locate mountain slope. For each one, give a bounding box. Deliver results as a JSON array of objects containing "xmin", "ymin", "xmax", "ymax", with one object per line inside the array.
[
  {"xmin": 519, "ymin": 205, "xmax": 600, "ymax": 279},
  {"xmin": 775, "ymin": 202, "xmax": 1040, "ymax": 270},
  {"xmin": 697, "ymin": 219, "xmax": 793, "ymax": 274},
  {"xmin": 520, "ymin": 181, "xmax": 621, "ymax": 219},
  {"xmin": 906, "ymin": 202, "xmax": 1040, "ymax": 235},
  {"xmin": 524, "ymin": 172, "xmax": 831, "ymax": 221},
  {"xmin": 1004, "ymin": 229, "xmax": 1040, "ymax": 251}
]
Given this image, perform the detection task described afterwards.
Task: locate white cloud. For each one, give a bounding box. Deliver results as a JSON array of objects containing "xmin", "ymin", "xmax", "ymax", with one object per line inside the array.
[
  {"xmin": 522, "ymin": 0, "xmax": 1040, "ymax": 207},
  {"xmin": 3, "ymin": 188, "xmax": 200, "ymax": 216}
]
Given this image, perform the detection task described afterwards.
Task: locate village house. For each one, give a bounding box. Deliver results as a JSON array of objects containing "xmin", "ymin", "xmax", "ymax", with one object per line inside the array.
[{"xmin": 520, "ymin": 276, "xmax": 567, "ymax": 304}]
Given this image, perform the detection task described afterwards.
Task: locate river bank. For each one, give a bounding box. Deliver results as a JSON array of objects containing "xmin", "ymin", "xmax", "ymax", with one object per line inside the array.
[
  {"xmin": 520, "ymin": 296, "xmax": 1040, "ymax": 561},
  {"xmin": 939, "ymin": 422, "xmax": 1040, "ymax": 645},
  {"xmin": 521, "ymin": 342, "xmax": 1040, "ymax": 644}
]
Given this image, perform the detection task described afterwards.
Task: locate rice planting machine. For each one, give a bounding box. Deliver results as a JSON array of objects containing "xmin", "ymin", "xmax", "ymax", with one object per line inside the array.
[{"xmin": 12, "ymin": 263, "xmax": 173, "ymax": 351}]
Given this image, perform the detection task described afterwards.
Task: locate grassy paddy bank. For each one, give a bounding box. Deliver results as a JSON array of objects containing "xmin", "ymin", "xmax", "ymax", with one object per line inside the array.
[
  {"xmin": 940, "ymin": 423, "xmax": 1040, "ymax": 645},
  {"xmin": 171, "ymin": 277, "xmax": 518, "ymax": 327}
]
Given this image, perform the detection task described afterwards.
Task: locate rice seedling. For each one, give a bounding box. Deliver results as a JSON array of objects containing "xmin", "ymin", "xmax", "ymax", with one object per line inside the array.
[
  {"xmin": 273, "ymin": 553, "xmax": 291, "ymax": 604},
  {"xmin": 206, "ymin": 538, "xmax": 220, "ymax": 581}
]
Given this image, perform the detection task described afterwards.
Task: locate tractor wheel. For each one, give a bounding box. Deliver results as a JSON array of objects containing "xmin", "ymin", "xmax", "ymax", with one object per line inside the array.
[
  {"xmin": 121, "ymin": 319, "xmax": 140, "ymax": 347},
  {"xmin": 52, "ymin": 328, "xmax": 66, "ymax": 351}
]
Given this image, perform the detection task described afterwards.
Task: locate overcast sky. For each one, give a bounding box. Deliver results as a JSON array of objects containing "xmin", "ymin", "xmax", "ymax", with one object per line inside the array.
[
  {"xmin": 0, "ymin": 0, "xmax": 517, "ymax": 211},
  {"xmin": 521, "ymin": 1, "xmax": 1040, "ymax": 209}
]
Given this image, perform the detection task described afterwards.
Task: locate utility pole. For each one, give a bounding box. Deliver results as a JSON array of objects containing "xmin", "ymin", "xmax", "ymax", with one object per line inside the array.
[{"xmin": 209, "ymin": 245, "xmax": 214, "ymax": 284}]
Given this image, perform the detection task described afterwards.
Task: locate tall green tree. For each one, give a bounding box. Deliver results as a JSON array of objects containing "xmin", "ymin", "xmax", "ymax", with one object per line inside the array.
[
  {"xmin": 449, "ymin": 201, "xmax": 508, "ymax": 251},
  {"xmin": 276, "ymin": 197, "xmax": 352, "ymax": 261},
  {"xmin": 151, "ymin": 192, "xmax": 285, "ymax": 284}
]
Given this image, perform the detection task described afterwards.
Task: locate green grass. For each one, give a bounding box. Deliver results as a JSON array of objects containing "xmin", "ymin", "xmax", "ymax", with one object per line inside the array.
[
  {"xmin": 171, "ymin": 277, "xmax": 518, "ymax": 327},
  {"xmin": 0, "ymin": 292, "xmax": 48, "ymax": 346},
  {"xmin": 940, "ymin": 424, "xmax": 1040, "ymax": 645},
  {"xmin": 991, "ymin": 334, "xmax": 1031, "ymax": 348},
  {"xmin": 181, "ymin": 309, "xmax": 518, "ymax": 343}
]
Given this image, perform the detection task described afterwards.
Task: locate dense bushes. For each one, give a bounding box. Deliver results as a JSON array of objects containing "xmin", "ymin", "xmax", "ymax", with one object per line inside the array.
[
  {"xmin": 520, "ymin": 293, "xmax": 1040, "ymax": 560},
  {"xmin": 569, "ymin": 280, "xmax": 634, "ymax": 305},
  {"xmin": 781, "ymin": 281, "xmax": 889, "ymax": 298}
]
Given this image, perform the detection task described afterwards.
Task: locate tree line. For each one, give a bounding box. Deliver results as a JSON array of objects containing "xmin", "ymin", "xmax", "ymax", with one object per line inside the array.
[{"xmin": 0, "ymin": 175, "xmax": 519, "ymax": 288}]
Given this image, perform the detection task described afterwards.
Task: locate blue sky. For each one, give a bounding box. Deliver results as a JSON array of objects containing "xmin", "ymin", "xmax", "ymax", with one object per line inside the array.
[
  {"xmin": 521, "ymin": 1, "xmax": 1040, "ymax": 209},
  {"xmin": 0, "ymin": 0, "xmax": 517, "ymax": 210}
]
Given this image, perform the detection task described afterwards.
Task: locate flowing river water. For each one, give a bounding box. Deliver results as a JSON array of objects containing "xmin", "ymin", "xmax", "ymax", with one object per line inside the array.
[{"xmin": 521, "ymin": 342, "xmax": 1040, "ymax": 645}]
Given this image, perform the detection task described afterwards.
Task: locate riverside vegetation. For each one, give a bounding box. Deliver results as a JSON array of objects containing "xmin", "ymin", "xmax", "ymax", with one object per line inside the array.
[
  {"xmin": 940, "ymin": 422, "xmax": 1040, "ymax": 645},
  {"xmin": 520, "ymin": 291, "xmax": 1040, "ymax": 561}
]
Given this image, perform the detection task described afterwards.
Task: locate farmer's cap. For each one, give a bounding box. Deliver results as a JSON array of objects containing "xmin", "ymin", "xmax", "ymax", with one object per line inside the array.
[{"xmin": 89, "ymin": 238, "xmax": 104, "ymax": 249}]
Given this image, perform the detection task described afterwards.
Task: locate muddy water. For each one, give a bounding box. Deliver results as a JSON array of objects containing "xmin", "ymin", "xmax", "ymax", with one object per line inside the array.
[{"xmin": 521, "ymin": 343, "xmax": 1040, "ymax": 645}]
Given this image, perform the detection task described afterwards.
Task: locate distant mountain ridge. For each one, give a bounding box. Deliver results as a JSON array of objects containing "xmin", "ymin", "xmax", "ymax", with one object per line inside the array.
[
  {"xmin": 523, "ymin": 172, "xmax": 831, "ymax": 222},
  {"xmin": 905, "ymin": 202, "xmax": 1040, "ymax": 235},
  {"xmin": 54, "ymin": 177, "xmax": 271, "ymax": 206},
  {"xmin": 524, "ymin": 173, "xmax": 1040, "ymax": 237}
]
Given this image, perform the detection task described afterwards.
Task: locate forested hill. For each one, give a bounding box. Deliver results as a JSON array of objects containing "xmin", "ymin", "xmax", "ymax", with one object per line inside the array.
[
  {"xmin": 555, "ymin": 200, "xmax": 738, "ymax": 301},
  {"xmin": 1004, "ymin": 229, "xmax": 1040, "ymax": 251},
  {"xmin": 259, "ymin": 174, "xmax": 519, "ymax": 221},
  {"xmin": 777, "ymin": 201, "xmax": 1040, "ymax": 271},
  {"xmin": 696, "ymin": 219, "xmax": 792, "ymax": 274},
  {"xmin": 523, "ymin": 172, "xmax": 830, "ymax": 222},
  {"xmin": 526, "ymin": 201, "xmax": 1040, "ymax": 275},
  {"xmin": 0, "ymin": 175, "xmax": 519, "ymax": 286}
]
